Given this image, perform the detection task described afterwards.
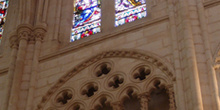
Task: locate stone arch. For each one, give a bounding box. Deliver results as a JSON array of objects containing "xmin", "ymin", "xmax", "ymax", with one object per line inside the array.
[
  {"xmin": 116, "ymin": 84, "xmax": 142, "ymax": 101},
  {"xmin": 89, "ymin": 92, "xmax": 114, "ymax": 109},
  {"xmin": 36, "ymin": 49, "xmax": 175, "ymax": 110},
  {"xmin": 144, "ymin": 75, "xmax": 172, "ymax": 93}
]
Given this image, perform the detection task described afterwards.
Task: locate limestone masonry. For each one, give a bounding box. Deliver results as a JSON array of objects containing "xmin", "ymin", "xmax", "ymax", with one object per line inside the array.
[{"xmin": 0, "ymin": 0, "xmax": 220, "ymax": 110}]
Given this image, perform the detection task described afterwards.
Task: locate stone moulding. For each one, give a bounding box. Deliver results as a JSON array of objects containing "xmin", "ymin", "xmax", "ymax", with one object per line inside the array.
[
  {"xmin": 39, "ymin": 16, "xmax": 169, "ymax": 63},
  {"xmin": 0, "ymin": 67, "xmax": 8, "ymax": 76},
  {"xmin": 36, "ymin": 50, "xmax": 175, "ymax": 110}
]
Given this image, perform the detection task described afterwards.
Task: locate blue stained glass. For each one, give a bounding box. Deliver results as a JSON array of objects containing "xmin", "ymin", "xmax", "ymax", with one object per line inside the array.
[
  {"xmin": 0, "ymin": 0, "xmax": 8, "ymax": 43},
  {"xmin": 115, "ymin": 0, "xmax": 147, "ymax": 27},
  {"xmin": 71, "ymin": 0, "xmax": 101, "ymax": 42}
]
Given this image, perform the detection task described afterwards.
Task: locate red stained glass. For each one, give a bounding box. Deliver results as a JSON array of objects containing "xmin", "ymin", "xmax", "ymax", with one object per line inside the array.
[
  {"xmin": 0, "ymin": 0, "xmax": 8, "ymax": 44},
  {"xmin": 71, "ymin": 0, "xmax": 101, "ymax": 42}
]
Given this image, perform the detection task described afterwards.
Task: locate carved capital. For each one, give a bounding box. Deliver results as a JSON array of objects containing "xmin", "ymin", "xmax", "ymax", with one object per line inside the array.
[
  {"xmin": 33, "ymin": 25, "xmax": 47, "ymax": 42},
  {"xmin": 9, "ymin": 33, "xmax": 19, "ymax": 48},
  {"xmin": 18, "ymin": 31, "xmax": 31, "ymax": 41},
  {"xmin": 17, "ymin": 24, "xmax": 33, "ymax": 41},
  {"xmin": 34, "ymin": 32, "xmax": 44, "ymax": 42},
  {"xmin": 111, "ymin": 101, "xmax": 124, "ymax": 110}
]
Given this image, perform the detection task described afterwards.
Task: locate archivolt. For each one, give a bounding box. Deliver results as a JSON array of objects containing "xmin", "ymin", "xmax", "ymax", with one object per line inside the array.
[{"xmin": 36, "ymin": 49, "xmax": 175, "ymax": 109}]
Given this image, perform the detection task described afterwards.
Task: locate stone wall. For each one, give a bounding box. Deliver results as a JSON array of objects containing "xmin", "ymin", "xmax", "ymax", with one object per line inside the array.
[{"xmin": 0, "ymin": 0, "xmax": 219, "ymax": 110}]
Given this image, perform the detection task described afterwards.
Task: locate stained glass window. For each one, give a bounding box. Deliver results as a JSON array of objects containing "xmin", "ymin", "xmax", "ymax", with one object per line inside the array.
[
  {"xmin": 71, "ymin": 0, "xmax": 101, "ymax": 42},
  {"xmin": 115, "ymin": 0, "xmax": 147, "ymax": 27},
  {"xmin": 0, "ymin": 0, "xmax": 8, "ymax": 43}
]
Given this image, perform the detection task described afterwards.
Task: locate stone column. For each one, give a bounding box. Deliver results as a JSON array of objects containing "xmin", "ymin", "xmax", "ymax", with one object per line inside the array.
[
  {"xmin": 111, "ymin": 101, "xmax": 124, "ymax": 110},
  {"xmin": 26, "ymin": 27, "xmax": 46, "ymax": 110},
  {"xmin": 138, "ymin": 92, "xmax": 150, "ymax": 110},
  {"xmin": 8, "ymin": 26, "xmax": 31, "ymax": 110},
  {"xmin": 195, "ymin": 0, "xmax": 220, "ymax": 109},
  {"xmin": 2, "ymin": 35, "xmax": 18, "ymax": 110},
  {"xmin": 178, "ymin": 0, "xmax": 204, "ymax": 109}
]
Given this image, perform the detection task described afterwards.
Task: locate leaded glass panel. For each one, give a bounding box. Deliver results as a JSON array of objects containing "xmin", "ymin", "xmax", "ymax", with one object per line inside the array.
[
  {"xmin": 0, "ymin": 0, "xmax": 8, "ymax": 43},
  {"xmin": 71, "ymin": 0, "xmax": 101, "ymax": 42},
  {"xmin": 115, "ymin": 0, "xmax": 147, "ymax": 27}
]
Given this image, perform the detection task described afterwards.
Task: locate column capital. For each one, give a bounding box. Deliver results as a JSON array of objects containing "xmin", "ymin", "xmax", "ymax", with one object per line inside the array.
[
  {"xmin": 33, "ymin": 24, "xmax": 47, "ymax": 42},
  {"xmin": 9, "ymin": 33, "xmax": 19, "ymax": 49}
]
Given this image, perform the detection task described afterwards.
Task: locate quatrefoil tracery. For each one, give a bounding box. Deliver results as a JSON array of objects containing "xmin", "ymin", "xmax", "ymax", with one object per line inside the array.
[
  {"xmin": 81, "ymin": 84, "xmax": 98, "ymax": 97},
  {"xmin": 108, "ymin": 76, "xmax": 124, "ymax": 88},
  {"xmin": 55, "ymin": 90, "xmax": 73, "ymax": 106},
  {"xmin": 133, "ymin": 66, "xmax": 151, "ymax": 81},
  {"xmin": 96, "ymin": 63, "xmax": 111, "ymax": 77}
]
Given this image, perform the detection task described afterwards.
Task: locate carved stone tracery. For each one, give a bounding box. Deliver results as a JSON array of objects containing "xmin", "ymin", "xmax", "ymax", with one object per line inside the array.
[
  {"xmin": 36, "ymin": 50, "xmax": 175, "ymax": 110},
  {"xmin": 138, "ymin": 92, "xmax": 150, "ymax": 110}
]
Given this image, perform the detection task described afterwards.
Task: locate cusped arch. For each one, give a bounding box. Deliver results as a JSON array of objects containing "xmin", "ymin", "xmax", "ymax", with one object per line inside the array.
[
  {"xmin": 143, "ymin": 75, "xmax": 172, "ymax": 93},
  {"xmin": 89, "ymin": 92, "xmax": 115, "ymax": 109},
  {"xmin": 116, "ymin": 84, "xmax": 142, "ymax": 101},
  {"xmin": 36, "ymin": 49, "xmax": 175, "ymax": 110}
]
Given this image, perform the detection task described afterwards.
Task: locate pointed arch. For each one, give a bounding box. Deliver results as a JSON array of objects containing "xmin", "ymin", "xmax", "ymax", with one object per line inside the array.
[{"xmin": 36, "ymin": 49, "xmax": 175, "ymax": 109}]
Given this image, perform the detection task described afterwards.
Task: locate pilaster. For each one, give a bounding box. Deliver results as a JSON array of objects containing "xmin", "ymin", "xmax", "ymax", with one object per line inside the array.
[
  {"xmin": 8, "ymin": 25, "xmax": 32, "ymax": 110},
  {"xmin": 2, "ymin": 34, "xmax": 19, "ymax": 110},
  {"xmin": 177, "ymin": 0, "xmax": 204, "ymax": 109},
  {"xmin": 195, "ymin": 0, "xmax": 220, "ymax": 109},
  {"xmin": 167, "ymin": 0, "xmax": 185, "ymax": 109},
  {"xmin": 26, "ymin": 26, "xmax": 46, "ymax": 110}
]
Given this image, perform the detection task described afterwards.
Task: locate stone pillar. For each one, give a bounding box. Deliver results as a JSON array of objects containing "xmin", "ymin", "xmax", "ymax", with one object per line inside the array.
[
  {"xmin": 195, "ymin": 0, "xmax": 220, "ymax": 109},
  {"xmin": 26, "ymin": 27, "xmax": 46, "ymax": 110},
  {"xmin": 167, "ymin": 0, "xmax": 185, "ymax": 109},
  {"xmin": 2, "ymin": 34, "xmax": 18, "ymax": 110},
  {"xmin": 111, "ymin": 101, "xmax": 124, "ymax": 110},
  {"xmin": 178, "ymin": 0, "xmax": 204, "ymax": 109},
  {"xmin": 138, "ymin": 92, "xmax": 150, "ymax": 110},
  {"xmin": 8, "ymin": 26, "xmax": 31, "ymax": 110}
]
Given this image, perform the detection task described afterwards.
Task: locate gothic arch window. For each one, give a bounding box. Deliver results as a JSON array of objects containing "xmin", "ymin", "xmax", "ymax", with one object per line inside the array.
[
  {"xmin": 71, "ymin": 0, "xmax": 101, "ymax": 42},
  {"xmin": 115, "ymin": 0, "xmax": 147, "ymax": 27},
  {"xmin": 0, "ymin": 0, "xmax": 9, "ymax": 44}
]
